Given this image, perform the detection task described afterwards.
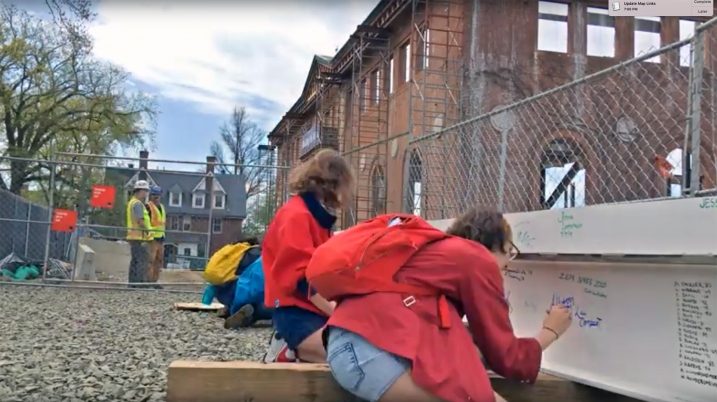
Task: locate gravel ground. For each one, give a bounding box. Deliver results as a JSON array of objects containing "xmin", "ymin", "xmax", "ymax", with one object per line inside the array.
[{"xmin": 0, "ymin": 284, "xmax": 272, "ymax": 402}]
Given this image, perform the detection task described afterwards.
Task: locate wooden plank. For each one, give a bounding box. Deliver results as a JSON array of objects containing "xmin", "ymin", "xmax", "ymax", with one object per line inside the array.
[
  {"xmin": 490, "ymin": 374, "xmax": 642, "ymax": 402},
  {"xmin": 167, "ymin": 361, "xmax": 357, "ymax": 402},
  {"xmin": 173, "ymin": 302, "xmax": 224, "ymax": 311},
  {"xmin": 167, "ymin": 361, "xmax": 643, "ymax": 402}
]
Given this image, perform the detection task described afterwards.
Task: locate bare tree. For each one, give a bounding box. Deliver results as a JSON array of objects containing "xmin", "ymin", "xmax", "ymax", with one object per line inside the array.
[
  {"xmin": 44, "ymin": 0, "xmax": 95, "ymax": 50},
  {"xmin": 45, "ymin": 0, "xmax": 95, "ymax": 22},
  {"xmin": 210, "ymin": 106, "xmax": 266, "ymax": 198}
]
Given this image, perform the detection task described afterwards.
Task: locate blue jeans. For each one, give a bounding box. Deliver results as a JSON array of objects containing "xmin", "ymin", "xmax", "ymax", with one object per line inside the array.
[
  {"xmin": 272, "ymin": 306, "xmax": 327, "ymax": 350},
  {"xmin": 326, "ymin": 326, "xmax": 411, "ymax": 402},
  {"xmin": 213, "ymin": 282, "xmax": 237, "ymax": 308}
]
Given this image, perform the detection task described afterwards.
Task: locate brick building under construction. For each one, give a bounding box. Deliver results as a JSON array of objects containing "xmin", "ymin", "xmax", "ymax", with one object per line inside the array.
[{"xmin": 268, "ymin": 0, "xmax": 717, "ymax": 228}]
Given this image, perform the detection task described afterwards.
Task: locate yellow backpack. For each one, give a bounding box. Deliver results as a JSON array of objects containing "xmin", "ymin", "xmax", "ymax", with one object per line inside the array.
[{"xmin": 203, "ymin": 242, "xmax": 258, "ymax": 285}]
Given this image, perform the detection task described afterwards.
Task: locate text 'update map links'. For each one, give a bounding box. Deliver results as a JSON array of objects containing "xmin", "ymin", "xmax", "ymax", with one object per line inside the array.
[{"xmin": 609, "ymin": 0, "xmax": 713, "ymax": 17}]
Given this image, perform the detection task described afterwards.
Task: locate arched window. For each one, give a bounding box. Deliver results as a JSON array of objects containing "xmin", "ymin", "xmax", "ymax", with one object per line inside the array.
[
  {"xmin": 665, "ymin": 148, "xmax": 693, "ymax": 197},
  {"xmin": 371, "ymin": 165, "xmax": 386, "ymax": 216},
  {"xmin": 540, "ymin": 139, "xmax": 586, "ymax": 209},
  {"xmin": 404, "ymin": 149, "xmax": 423, "ymax": 216}
]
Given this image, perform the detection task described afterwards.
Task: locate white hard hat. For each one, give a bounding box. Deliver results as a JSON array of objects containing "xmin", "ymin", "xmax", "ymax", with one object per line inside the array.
[{"xmin": 134, "ymin": 180, "xmax": 150, "ymax": 190}]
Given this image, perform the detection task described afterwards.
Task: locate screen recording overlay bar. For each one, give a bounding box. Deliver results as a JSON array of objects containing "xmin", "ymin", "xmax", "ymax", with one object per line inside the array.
[{"xmin": 608, "ymin": 1, "xmax": 713, "ymax": 17}]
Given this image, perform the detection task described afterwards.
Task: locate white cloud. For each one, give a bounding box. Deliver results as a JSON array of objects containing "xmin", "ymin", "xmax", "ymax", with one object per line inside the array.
[{"xmin": 88, "ymin": 2, "xmax": 375, "ymax": 124}]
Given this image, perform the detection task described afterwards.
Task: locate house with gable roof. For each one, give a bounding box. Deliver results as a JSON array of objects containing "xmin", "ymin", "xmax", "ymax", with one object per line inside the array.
[{"xmin": 106, "ymin": 153, "xmax": 247, "ymax": 269}]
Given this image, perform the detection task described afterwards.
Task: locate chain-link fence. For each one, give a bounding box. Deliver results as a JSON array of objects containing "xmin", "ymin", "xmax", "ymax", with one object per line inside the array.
[
  {"xmin": 7, "ymin": 21, "xmax": 715, "ymax": 285},
  {"xmin": 405, "ymin": 18, "xmax": 717, "ymax": 219},
  {"xmin": 0, "ymin": 153, "xmax": 286, "ymax": 291},
  {"xmin": 0, "ymin": 189, "xmax": 73, "ymax": 277}
]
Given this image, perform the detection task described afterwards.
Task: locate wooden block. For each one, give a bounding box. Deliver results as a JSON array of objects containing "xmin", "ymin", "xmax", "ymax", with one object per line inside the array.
[
  {"xmin": 167, "ymin": 361, "xmax": 358, "ymax": 402},
  {"xmin": 167, "ymin": 361, "xmax": 643, "ymax": 402},
  {"xmin": 173, "ymin": 302, "xmax": 224, "ymax": 311},
  {"xmin": 491, "ymin": 373, "xmax": 643, "ymax": 402}
]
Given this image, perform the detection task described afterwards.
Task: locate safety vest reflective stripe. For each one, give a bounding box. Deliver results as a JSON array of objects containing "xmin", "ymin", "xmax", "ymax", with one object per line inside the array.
[
  {"xmin": 126, "ymin": 197, "xmax": 153, "ymax": 241},
  {"xmin": 148, "ymin": 202, "xmax": 165, "ymax": 238},
  {"xmin": 143, "ymin": 203, "xmax": 153, "ymax": 241}
]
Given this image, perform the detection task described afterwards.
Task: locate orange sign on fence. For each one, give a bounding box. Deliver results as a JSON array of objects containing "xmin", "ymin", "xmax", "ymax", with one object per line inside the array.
[
  {"xmin": 51, "ymin": 209, "xmax": 77, "ymax": 232},
  {"xmin": 90, "ymin": 185, "xmax": 115, "ymax": 208}
]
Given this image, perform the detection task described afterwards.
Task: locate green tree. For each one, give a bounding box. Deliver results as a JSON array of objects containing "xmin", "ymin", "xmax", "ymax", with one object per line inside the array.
[
  {"xmin": 0, "ymin": 5, "xmax": 157, "ymax": 199},
  {"xmin": 242, "ymin": 184, "xmax": 277, "ymax": 236}
]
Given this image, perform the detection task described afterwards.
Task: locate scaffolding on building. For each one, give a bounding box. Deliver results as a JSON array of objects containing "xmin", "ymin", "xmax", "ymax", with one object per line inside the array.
[
  {"xmin": 315, "ymin": 61, "xmax": 343, "ymax": 156},
  {"xmin": 275, "ymin": 115, "xmax": 303, "ymax": 205},
  {"xmin": 406, "ymin": 0, "xmax": 465, "ymax": 219},
  {"xmin": 342, "ymin": 26, "xmax": 392, "ymax": 228}
]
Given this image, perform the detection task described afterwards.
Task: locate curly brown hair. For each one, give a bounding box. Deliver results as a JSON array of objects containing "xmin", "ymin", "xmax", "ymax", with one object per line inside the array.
[
  {"xmin": 446, "ymin": 208, "xmax": 513, "ymax": 253},
  {"xmin": 288, "ymin": 149, "xmax": 354, "ymax": 209}
]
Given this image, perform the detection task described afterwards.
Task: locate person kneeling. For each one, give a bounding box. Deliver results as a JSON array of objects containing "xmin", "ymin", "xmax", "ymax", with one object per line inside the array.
[
  {"xmin": 307, "ymin": 209, "xmax": 573, "ymax": 402},
  {"xmin": 261, "ymin": 149, "xmax": 353, "ymax": 363},
  {"xmin": 204, "ymin": 236, "xmax": 271, "ymax": 328},
  {"xmin": 222, "ymin": 253, "xmax": 274, "ymax": 329}
]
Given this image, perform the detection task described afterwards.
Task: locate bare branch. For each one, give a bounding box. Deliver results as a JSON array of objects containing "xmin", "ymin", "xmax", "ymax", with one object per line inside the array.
[{"xmin": 211, "ymin": 106, "xmax": 268, "ymax": 198}]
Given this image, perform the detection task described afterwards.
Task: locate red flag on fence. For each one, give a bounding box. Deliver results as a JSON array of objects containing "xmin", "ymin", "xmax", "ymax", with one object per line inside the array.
[
  {"xmin": 90, "ymin": 185, "xmax": 115, "ymax": 208},
  {"xmin": 51, "ymin": 209, "xmax": 77, "ymax": 233}
]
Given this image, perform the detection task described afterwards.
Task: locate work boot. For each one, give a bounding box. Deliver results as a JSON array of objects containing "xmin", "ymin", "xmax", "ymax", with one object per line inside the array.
[{"xmin": 224, "ymin": 304, "xmax": 255, "ymax": 329}]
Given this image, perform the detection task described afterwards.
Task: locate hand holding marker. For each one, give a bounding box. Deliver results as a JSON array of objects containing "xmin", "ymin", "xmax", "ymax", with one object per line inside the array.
[{"xmin": 543, "ymin": 302, "xmax": 573, "ymax": 340}]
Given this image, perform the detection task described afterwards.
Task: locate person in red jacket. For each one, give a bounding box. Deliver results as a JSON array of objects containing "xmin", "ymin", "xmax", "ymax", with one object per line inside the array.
[
  {"xmin": 324, "ymin": 208, "xmax": 573, "ymax": 402},
  {"xmin": 261, "ymin": 149, "xmax": 353, "ymax": 363}
]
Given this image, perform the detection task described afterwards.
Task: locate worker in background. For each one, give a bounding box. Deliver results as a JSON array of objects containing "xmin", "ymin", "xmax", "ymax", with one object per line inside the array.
[
  {"xmin": 126, "ymin": 180, "xmax": 153, "ymax": 287},
  {"xmin": 147, "ymin": 186, "xmax": 166, "ymax": 288}
]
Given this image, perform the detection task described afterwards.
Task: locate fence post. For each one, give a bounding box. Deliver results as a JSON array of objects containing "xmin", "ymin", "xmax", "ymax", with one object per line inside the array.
[
  {"xmin": 206, "ymin": 197, "xmax": 213, "ymax": 265},
  {"xmin": 496, "ymin": 126, "xmax": 510, "ymax": 211},
  {"xmin": 24, "ymin": 200, "xmax": 31, "ymax": 258},
  {"xmin": 266, "ymin": 150, "xmax": 275, "ymax": 230},
  {"xmin": 42, "ymin": 155, "xmax": 57, "ymax": 281},
  {"xmin": 69, "ymin": 164, "xmax": 92, "ymax": 281},
  {"xmin": 69, "ymin": 229, "xmax": 79, "ymax": 281},
  {"xmin": 687, "ymin": 29, "xmax": 705, "ymax": 195},
  {"xmin": 205, "ymin": 156, "xmax": 215, "ymax": 263},
  {"xmin": 258, "ymin": 144, "xmax": 276, "ymax": 232}
]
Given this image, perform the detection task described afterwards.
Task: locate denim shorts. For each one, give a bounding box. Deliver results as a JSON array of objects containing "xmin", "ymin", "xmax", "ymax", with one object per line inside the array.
[
  {"xmin": 326, "ymin": 326, "xmax": 411, "ymax": 402},
  {"xmin": 272, "ymin": 306, "xmax": 327, "ymax": 350}
]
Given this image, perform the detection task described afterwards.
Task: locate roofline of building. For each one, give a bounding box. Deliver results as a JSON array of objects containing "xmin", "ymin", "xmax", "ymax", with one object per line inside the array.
[
  {"xmin": 267, "ymin": 56, "xmax": 327, "ymax": 142},
  {"xmin": 268, "ymin": 0, "xmax": 403, "ymax": 143},
  {"xmin": 331, "ymin": 0, "xmax": 396, "ymax": 73}
]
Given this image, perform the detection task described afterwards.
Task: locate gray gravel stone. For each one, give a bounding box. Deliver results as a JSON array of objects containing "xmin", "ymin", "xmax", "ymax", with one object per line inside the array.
[{"xmin": 0, "ymin": 284, "xmax": 272, "ymax": 401}]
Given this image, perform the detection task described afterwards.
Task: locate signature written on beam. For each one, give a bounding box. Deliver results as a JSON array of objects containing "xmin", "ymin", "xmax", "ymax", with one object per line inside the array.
[
  {"xmin": 502, "ymin": 267, "xmax": 532, "ymax": 281},
  {"xmin": 513, "ymin": 221, "xmax": 535, "ymax": 248},
  {"xmin": 552, "ymin": 294, "xmax": 602, "ymax": 329}
]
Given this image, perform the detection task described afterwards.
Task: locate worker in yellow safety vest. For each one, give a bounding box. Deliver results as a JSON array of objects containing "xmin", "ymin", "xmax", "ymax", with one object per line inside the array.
[
  {"xmin": 126, "ymin": 180, "xmax": 153, "ymax": 286},
  {"xmin": 147, "ymin": 186, "xmax": 166, "ymax": 287}
]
